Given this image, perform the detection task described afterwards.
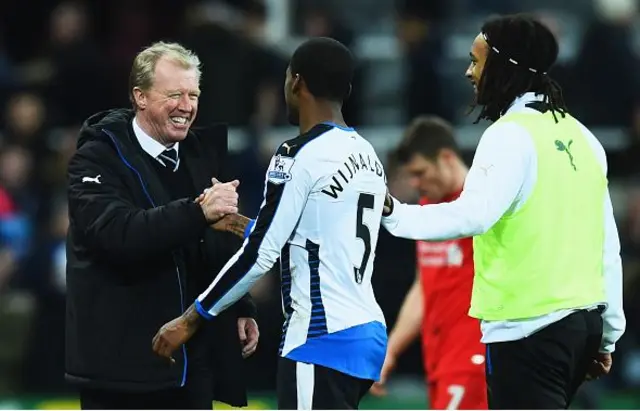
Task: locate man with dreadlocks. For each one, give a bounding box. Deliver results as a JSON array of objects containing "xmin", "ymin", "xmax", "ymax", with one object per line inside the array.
[{"xmin": 380, "ymin": 13, "xmax": 626, "ymax": 409}]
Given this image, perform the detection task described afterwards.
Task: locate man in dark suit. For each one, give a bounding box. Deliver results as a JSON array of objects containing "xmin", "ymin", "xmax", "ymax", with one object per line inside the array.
[{"xmin": 65, "ymin": 41, "xmax": 259, "ymax": 409}]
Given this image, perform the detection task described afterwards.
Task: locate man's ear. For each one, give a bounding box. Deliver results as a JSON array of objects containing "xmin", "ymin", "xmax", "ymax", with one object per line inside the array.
[
  {"xmin": 437, "ymin": 148, "xmax": 458, "ymax": 165},
  {"xmin": 133, "ymin": 87, "xmax": 147, "ymax": 110},
  {"xmin": 292, "ymin": 74, "xmax": 302, "ymax": 95},
  {"xmin": 346, "ymin": 83, "xmax": 352, "ymax": 99}
]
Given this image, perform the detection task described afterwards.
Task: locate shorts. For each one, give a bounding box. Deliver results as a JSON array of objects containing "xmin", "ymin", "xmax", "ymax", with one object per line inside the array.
[
  {"xmin": 277, "ymin": 357, "xmax": 373, "ymax": 410},
  {"xmin": 428, "ymin": 372, "xmax": 488, "ymax": 410}
]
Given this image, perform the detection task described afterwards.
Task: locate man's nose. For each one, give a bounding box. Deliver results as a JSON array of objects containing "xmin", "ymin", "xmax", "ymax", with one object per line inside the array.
[
  {"xmin": 465, "ymin": 66, "xmax": 472, "ymax": 79},
  {"xmin": 177, "ymin": 95, "xmax": 192, "ymax": 111}
]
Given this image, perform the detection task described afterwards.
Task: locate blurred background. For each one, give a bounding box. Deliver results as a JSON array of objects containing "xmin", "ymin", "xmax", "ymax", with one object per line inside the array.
[{"xmin": 1, "ymin": 0, "xmax": 640, "ymax": 408}]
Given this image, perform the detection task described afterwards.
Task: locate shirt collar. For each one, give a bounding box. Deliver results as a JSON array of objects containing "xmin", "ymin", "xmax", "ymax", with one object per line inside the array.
[
  {"xmin": 421, "ymin": 189, "xmax": 462, "ymax": 205},
  {"xmin": 504, "ymin": 92, "xmax": 546, "ymax": 115},
  {"xmin": 132, "ymin": 116, "xmax": 180, "ymax": 159},
  {"xmin": 442, "ymin": 188, "xmax": 463, "ymax": 203}
]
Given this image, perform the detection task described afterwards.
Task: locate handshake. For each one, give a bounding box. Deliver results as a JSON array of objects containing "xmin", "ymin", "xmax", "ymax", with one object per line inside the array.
[{"xmin": 196, "ymin": 178, "xmax": 252, "ymax": 238}]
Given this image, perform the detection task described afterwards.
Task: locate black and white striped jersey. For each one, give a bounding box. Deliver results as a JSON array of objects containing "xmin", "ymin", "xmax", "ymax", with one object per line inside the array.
[{"xmin": 196, "ymin": 122, "xmax": 388, "ymax": 381}]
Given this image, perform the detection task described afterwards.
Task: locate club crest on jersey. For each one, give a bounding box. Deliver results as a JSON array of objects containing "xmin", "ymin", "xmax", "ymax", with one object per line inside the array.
[{"xmin": 267, "ymin": 154, "xmax": 294, "ymax": 184}]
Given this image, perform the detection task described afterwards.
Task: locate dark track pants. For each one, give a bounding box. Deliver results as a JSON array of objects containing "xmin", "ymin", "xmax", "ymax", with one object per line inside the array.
[{"xmin": 486, "ymin": 309, "xmax": 603, "ymax": 409}]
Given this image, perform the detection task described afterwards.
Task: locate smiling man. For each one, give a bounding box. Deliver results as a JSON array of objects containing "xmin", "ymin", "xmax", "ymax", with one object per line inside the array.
[
  {"xmin": 65, "ymin": 42, "xmax": 258, "ymax": 409},
  {"xmin": 381, "ymin": 14, "xmax": 626, "ymax": 409}
]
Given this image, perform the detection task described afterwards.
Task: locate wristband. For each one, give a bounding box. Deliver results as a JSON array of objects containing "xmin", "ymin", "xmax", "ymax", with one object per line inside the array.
[
  {"xmin": 195, "ymin": 299, "xmax": 214, "ymax": 320},
  {"xmin": 244, "ymin": 219, "xmax": 256, "ymax": 239}
]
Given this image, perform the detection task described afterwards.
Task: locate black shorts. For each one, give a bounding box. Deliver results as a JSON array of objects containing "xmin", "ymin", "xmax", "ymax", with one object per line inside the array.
[
  {"xmin": 276, "ymin": 357, "xmax": 373, "ymax": 410},
  {"xmin": 486, "ymin": 308, "xmax": 604, "ymax": 409}
]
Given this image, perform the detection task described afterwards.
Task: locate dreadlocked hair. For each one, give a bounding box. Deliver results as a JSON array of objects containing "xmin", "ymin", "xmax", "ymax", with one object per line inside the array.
[{"xmin": 473, "ymin": 14, "xmax": 568, "ymax": 123}]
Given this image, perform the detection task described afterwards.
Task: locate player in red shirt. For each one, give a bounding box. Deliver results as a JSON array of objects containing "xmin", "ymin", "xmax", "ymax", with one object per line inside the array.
[{"xmin": 371, "ymin": 116, "xmax": 487, "ymax": 409}]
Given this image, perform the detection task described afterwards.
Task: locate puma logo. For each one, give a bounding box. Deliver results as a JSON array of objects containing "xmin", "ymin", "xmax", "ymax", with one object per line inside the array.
[
  {"xmin": 82, "ymin": 175, "xmax": 102, "ymax": 184},
  {"xmin": 555, "ymin": 139, "xmax": 577, "ymax": 171},
  {"xmin": 282, "ymin": 142, "xmax": 297, "ymax": 155},
  {"xmin": 479, "ymin": 164, "xmax": 494, "ymax": 176}
]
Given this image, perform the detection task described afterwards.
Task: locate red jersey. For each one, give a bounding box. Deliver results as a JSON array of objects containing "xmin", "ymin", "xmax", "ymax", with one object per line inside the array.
[{"xmin": 418, "ymin": 193, "xmax": 485, "ymax": 381}]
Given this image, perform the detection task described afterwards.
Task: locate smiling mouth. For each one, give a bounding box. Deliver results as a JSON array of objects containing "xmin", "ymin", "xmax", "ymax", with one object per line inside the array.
[{"xmin": 170, "ymin": 117, "xmax": 189, "ymax": 126}]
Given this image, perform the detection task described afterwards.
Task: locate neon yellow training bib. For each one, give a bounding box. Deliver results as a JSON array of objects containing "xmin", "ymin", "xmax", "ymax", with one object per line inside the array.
[{"xmin": 470, "ymin": 110, "xmax": 607, "ymax": 321}]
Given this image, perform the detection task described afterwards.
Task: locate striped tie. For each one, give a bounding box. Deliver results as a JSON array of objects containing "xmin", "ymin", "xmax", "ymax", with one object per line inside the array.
[{"xmin": 159, "ymin": 148, "xmax": 179, "ymax": 171}]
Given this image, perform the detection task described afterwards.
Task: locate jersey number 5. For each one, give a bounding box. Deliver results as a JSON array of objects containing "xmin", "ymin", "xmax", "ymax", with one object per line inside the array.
[{"xmin": 354, "ymin": 193, "xmax": 374, "ymax": 284}]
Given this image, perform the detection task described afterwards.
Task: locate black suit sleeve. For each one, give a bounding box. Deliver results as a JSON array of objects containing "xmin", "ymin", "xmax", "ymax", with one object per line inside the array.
[
  {"xmin": 67, "ymin": 142, "xmax": 209, "ymax": 263},
  {"xmin": 236, "ymin": 294, "xmax": 258, "ymax": 319}
]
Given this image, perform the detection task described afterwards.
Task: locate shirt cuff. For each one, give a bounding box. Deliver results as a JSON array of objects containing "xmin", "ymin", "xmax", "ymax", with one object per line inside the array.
[
  {"xmin": 381, "ymin": 197, "xmax": 401, "ymax": 231},
  {"xmin": 195, "ymin": 299, "xmax": 215, "ymax": 321},
  {"xmin": 236, "ymin": 294, "xmax": 258, "ymax": 319},
  {"xmin": 599, "ymin": 344, "xmax": 614, "ymax": 354},
  {"xmin": 244, "ymin": 219, "xmax": 256, "ymax": 239}
]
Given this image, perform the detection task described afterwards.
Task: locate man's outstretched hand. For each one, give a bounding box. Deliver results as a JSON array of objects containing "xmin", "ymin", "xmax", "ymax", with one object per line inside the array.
[{"xmin": 152, "ymin": 304, "xmax": 202, "ymax": 363}]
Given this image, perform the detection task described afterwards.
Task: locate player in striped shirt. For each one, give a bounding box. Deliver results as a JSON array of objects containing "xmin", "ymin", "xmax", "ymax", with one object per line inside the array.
[{"xmin": 152, "ymin": 37, "xmax": 388, "ymax": 409}]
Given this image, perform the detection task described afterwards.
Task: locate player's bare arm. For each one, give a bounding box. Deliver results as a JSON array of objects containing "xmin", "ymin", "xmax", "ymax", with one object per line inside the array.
[
  {"xmin": 211, "ymin": 213, "xmax": 253, "ymax": 238},
  {"xmin": 152, "ymin": 303, "xmax": 202, "ymax": 362},
  {"xmin": 387, "ymin": 274, "xmax": 424, "ymax": 356}
]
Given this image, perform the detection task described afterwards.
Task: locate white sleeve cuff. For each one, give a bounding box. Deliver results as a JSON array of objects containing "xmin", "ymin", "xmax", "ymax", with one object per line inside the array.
[{"xmin": 599, "ymin": 342, "xmax": 615, "ymax": 354}]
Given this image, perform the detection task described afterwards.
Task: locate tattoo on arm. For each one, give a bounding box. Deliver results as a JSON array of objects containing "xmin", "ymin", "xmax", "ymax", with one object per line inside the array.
[
  {"xmin": 228, "ymin": 214, "xmax": 252, "ymax": 238},
  {"xmin": 183, "ymin": 303, "xmax": 202, "ymax": 329},
  {"xmin": 211, "ymin": 214, "xmax": 252, "ymax": 238}
]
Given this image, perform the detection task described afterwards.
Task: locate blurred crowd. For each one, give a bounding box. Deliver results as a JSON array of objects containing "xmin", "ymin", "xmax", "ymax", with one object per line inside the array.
[{"xmin": 0, "ymin": 0, "xmax": 640, "ymax": 406}]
